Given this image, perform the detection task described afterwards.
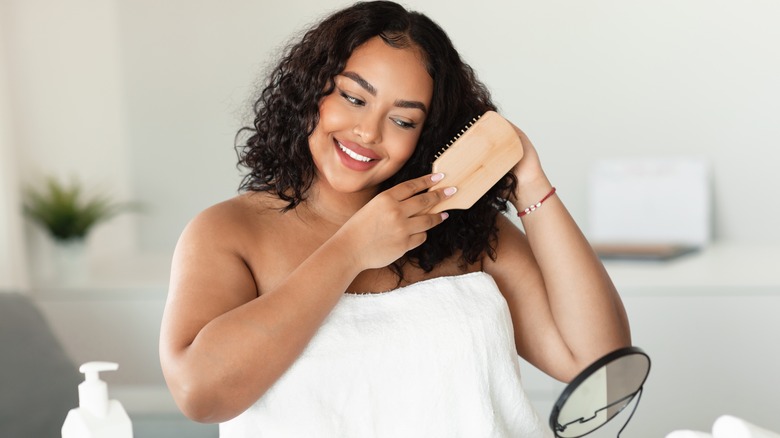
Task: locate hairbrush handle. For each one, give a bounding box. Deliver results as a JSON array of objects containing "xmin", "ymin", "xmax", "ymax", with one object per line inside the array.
[{"xmin": 426, "ymin": 111, "xmax": 523, "ymax": 214}]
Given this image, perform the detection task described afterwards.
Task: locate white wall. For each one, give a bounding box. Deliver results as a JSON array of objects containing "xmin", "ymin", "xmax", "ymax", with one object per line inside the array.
[
  {"xmin": 113, "ymin": 0, "xmax": 350, "ymax": 252},
  {"xmin": 1, "ymin": 1, "xmax": 779, "ymax": 273},
  {"xmin": 428, "ymin": 0, "xmax": 780, "ymax": 244},
  {"xmin": 1, "ymin": 0, "xmax": 137, "ymax": 282},
  {"xmin": 116, "ymin": 0, "xmax": 780, "ymax": 252},
  {"xmin": 0, "ymin": 0, "xmax": 29, "ymax": 291}
]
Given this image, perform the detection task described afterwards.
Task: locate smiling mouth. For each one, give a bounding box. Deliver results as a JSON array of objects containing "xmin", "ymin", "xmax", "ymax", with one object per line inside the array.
[{"xmin": 337, "ymin": 141, "xmax": 375, "ymax": 162}]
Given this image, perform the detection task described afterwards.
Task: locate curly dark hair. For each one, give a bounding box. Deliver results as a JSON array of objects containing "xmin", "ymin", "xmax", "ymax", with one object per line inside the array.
[{"xmin": 236, "ymin": 0, "xmax": 517, "ymax": 274}]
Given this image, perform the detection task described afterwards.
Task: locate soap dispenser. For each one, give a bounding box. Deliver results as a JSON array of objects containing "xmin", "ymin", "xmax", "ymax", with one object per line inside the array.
[{"xmin": 62, "ymin": 361, "xmax": 133, "ymax": 438}]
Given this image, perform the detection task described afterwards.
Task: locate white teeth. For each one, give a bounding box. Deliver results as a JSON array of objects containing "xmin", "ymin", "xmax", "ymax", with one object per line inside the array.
[{"xmin": 338, "ymin": 142, "xmax": 373, "ymax": 162}]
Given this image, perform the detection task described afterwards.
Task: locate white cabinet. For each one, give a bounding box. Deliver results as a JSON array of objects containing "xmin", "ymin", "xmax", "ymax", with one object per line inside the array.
[
  {"xmin": 32, "ymin": 254, "xmax": 175, "ymax": 415},
  {"xmin": 607, "ymin": 245, "xmax": 780, "ymax": 435},
  {"xmin": 32, "ymin": 255, "xmax": 171, "ymax": 383},
  {"xmin": 623, "ymin": 292, "xmax": 780, "ymax": 436}
]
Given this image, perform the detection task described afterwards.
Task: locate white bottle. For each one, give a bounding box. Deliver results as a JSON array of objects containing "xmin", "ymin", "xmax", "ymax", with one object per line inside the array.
[{"xmin": 61, "ymin": 361, "xmax": 133, "ymax": 438}]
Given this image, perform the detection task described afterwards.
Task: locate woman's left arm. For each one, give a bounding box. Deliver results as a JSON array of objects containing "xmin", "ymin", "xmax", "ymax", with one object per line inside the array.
[{"xmin": 484, "ymin": 125, "xmax": 631, "ymax": 383}]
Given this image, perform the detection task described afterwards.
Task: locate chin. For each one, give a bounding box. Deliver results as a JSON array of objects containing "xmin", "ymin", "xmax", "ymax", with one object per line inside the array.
[{"xmin": 326, "ymin": 177, "xmax": 380, "ymax": 195}]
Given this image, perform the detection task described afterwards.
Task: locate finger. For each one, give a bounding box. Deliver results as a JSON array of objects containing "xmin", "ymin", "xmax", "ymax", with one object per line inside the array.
[
  {"xmin": 386, "ymin": 173, "xmax": 445, "ymax": 201},
  {"xmin": 402, "ymin": 186, "xmax": 456, "ymax": 216},
  {"xmin": 406, "ymin": 231, "xmax": 428, "ymax": 251},
  {"xmin": 400, "ymin": 212, "xmax": 448, "ymax": 252},
  {"xmin": 406, "ymin": 211, "xmax": 449, "ymax": 235}
]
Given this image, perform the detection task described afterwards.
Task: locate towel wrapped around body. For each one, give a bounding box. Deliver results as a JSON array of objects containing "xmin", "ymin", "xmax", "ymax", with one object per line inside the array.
[{"xmin": 220, "ymin": 272, "xmax": 551, "ymax": 438}]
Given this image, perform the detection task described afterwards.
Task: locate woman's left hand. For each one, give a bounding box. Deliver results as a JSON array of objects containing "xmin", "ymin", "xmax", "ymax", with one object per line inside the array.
[{"xmin": 508, "ymin": 122, "xmax": 552, "ymax": 205}]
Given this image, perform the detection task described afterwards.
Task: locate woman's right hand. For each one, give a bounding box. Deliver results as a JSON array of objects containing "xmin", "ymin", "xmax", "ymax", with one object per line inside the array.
[{"xmin": 335, "ymin": 173, "xmax": 454, "ymax": 271}]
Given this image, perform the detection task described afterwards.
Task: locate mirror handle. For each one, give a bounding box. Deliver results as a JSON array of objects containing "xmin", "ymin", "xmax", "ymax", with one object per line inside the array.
[{"xmin": 617, "ymin": 386, "xmax": 644, "ymax": 438}]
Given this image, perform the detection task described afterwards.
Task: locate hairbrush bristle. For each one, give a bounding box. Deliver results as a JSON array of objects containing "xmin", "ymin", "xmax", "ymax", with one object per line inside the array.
[{"xmin": 433, "ymin": 115, "xmax": 481, "ymax": 161}]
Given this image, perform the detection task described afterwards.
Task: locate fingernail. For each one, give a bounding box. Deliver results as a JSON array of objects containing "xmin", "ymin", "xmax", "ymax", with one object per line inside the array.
[
  {"xmin": 431, "ymin": 173, "xmax": 445, "ymax": 182},
  {"xmin": 443, "ymin": 187, "xmax": 457, "ymax": 197},
  {"xmin": 440, "ymin": 212, "xmax": 449, "ymax": 220}
]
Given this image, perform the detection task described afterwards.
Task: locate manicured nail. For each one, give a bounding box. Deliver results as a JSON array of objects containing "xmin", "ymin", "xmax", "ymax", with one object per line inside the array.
[
  {"xmin": 440, "ymin": 212, "xmax": 449, "ymax": 220},
  {"xmin": 443, "ymin": 187, "xmax": 457, "ymax": 197},
  {"xmin": 431, "ymin": 173, "xmax": 445, "ymax": 182}
]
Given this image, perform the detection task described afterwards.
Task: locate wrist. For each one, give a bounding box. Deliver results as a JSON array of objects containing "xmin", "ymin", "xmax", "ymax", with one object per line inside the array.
[
  {"xmin": 516, "ymin": 186, "xmax": 556, "ymax": 218},
  {"xmin": 322, "ymin": 230, "xmax": 366, "ymax": 277},
  {"xmin": 512, "ymin": 175, "xmax": 553, "ymax": 208}
]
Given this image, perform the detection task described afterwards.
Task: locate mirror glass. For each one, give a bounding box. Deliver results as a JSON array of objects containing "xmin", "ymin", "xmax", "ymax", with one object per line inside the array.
[{"xmin": 549, "ymin": 346, "xmax": 650, "ymax": 438}]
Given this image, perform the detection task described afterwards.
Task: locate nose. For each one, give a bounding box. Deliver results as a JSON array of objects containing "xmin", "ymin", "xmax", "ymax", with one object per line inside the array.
[{"xmin": 352, "ymin": 112, "xmax": 382, "ymax": 144}]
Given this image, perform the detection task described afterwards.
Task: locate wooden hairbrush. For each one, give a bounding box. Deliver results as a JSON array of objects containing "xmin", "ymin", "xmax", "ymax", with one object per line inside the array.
[{"xmin": 426, "ymin": 111, "xmax": 523, "ymax": 214}]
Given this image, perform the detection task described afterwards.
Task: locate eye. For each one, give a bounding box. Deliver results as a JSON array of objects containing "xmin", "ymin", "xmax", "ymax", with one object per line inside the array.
[
  {"xmin": 392, "ymin": 118, "xmax": 417, "ymax": 130},
  {"xmin": 338, "ymin": 90, "xmax": 364, "ymax": 106}
]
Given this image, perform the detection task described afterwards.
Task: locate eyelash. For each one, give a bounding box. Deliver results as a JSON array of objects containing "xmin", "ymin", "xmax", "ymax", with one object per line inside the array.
[
  {"xmin": 339, "ymin": 90, "xmax": 365, "ymax": 106},
  {"xmin": 393, "ymin": 119, "xmax": 417, "ymax": 129},
  {"xmin": 338, "ymin": 89, "xmax": 417, "ymax": 130}
]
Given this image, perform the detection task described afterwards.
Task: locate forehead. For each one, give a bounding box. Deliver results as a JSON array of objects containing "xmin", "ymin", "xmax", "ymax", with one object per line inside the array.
[{"xmin": 341, "ymin": 36, "xmax": 433, "ymax": 103}]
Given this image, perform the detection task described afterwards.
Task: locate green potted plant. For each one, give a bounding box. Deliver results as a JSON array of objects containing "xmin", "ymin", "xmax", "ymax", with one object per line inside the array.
[
  {"xmin": 22, "ymin": 176, "xmax": 139, "ymax": 284},
  {"xmin": 23, "ymin": 176, "xmax": 138, "ymax": 241}
]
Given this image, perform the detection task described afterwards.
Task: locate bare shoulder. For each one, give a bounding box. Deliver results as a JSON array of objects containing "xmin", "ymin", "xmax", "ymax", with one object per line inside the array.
[
  {"xmin": 182, "ymin": 192, "xmax": 282, "ymax": 244},
  {"xmin": 170, "ymin": 193, "xmax": 284, "ymax": 304}
]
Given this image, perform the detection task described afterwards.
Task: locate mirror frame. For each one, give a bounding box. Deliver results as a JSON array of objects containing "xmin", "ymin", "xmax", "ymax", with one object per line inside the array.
[{"xmin": 549, "ymin": 346, "xmax": 651, "ymax": 438}]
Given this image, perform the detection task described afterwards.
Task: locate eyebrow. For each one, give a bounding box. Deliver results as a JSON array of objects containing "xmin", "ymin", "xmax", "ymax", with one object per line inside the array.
[{"xmin": 340, "ymin": 71, "xmax": 428, "ymax": 114}]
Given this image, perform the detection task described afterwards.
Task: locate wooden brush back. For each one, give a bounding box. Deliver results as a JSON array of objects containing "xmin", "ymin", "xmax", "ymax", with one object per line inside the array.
[{"xmin": 427, "ymin": 111, "xmax": 523, "ymax": 214}]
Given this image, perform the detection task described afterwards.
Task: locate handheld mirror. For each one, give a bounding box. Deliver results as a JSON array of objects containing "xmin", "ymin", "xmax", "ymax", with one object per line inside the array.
[{"xmin": 549, "ymin": 346, "xmax": 651, "ymax": 438}]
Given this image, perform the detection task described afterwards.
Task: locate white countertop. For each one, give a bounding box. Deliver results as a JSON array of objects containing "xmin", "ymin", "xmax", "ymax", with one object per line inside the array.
[
  {"xmin": 32, "ymin": 252, "xmax": 172, "ymax": 299},
  {"xmin": 31, "ymin": 243, "xmax": 780, "ymax": 298},
  {"xmin": 604, "ymin": 243, "xmax": 780, "ymax": 293}
]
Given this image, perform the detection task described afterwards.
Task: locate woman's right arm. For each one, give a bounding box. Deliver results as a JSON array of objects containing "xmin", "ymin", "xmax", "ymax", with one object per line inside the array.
[{"xmin": 159, "ymin": 174, "xmax": 451, "ymax": 423}]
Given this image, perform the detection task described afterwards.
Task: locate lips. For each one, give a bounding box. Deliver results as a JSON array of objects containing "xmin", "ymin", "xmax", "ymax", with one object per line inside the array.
[
  {"xmin": 334, "ymin": 138, "xmax": 381, "ymax": 171},
  {"xmin": 338, "ymin": 142, "xmax": 373, "ymax": 162}
]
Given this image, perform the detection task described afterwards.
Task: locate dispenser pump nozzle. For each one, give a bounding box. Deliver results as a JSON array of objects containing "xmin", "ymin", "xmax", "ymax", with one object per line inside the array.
[
  {"xmin": 77, "ymin": 361, "xmax": 119, "ymax": 418},
  {"xmin": 80, "ymin": 361, "xmax": 118, "ymax": 381}
]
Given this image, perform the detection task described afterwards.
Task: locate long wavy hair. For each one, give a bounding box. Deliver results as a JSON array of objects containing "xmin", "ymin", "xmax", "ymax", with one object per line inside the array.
[{"xmin": 236, "ymin": 0, "xmax": 517, "ymax": 274}]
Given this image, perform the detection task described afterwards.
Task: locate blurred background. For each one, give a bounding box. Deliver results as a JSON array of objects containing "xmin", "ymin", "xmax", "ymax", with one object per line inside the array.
[{"xmin": 1, "ymin": 0, "xmax": 778, "ymax": 437}]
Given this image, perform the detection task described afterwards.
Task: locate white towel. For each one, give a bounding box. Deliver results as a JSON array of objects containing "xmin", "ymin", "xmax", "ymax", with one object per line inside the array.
[
  {"xmin": 712, "ymin": 415, "xmax": 780, "ymax": 438},
  {"xmin": 666, "ymin": 431, "xmax": 713, "ymax": 438},
  {"xmin": 220, "ymin": 272, "xmax": 552, "ymax": 437}
]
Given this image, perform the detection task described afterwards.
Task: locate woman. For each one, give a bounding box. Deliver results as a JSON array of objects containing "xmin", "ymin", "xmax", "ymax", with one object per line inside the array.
[{"xmin": 159, "ymin": 1, "xmax": 631, "ymax": 436}]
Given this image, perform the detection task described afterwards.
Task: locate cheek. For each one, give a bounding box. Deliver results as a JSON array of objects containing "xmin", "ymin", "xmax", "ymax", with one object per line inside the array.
[
  {"xmin": 316, "ymin": 96, "xmax": 352, "ymax": 133},
  {"xmin": 395, "ymin": 131, "xmax": 422, "ymax": 161},
  {"xmin": 310, "ymin": 98, "xmax": 343, "ymax": 156},
  {"xmin": 382, "ymin": 136, "xmax": 418, "ymax": 170}
]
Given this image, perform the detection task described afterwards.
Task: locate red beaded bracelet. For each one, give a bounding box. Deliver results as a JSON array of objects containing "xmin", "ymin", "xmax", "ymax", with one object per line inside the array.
[{"xmin": 517, "ymin": 187, "xmax": 557, "ymax": 217}]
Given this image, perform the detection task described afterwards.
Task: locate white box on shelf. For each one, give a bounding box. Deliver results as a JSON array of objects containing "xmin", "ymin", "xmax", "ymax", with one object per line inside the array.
[{"xmin": 587, "ymin": 158, "xmax": 711, "ymax": 258}]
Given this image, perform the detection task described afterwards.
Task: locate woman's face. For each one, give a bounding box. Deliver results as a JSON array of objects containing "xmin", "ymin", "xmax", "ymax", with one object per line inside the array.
[{"xmin": 309, "ymin": 36, "xmax": 433, "ymax": 196}]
